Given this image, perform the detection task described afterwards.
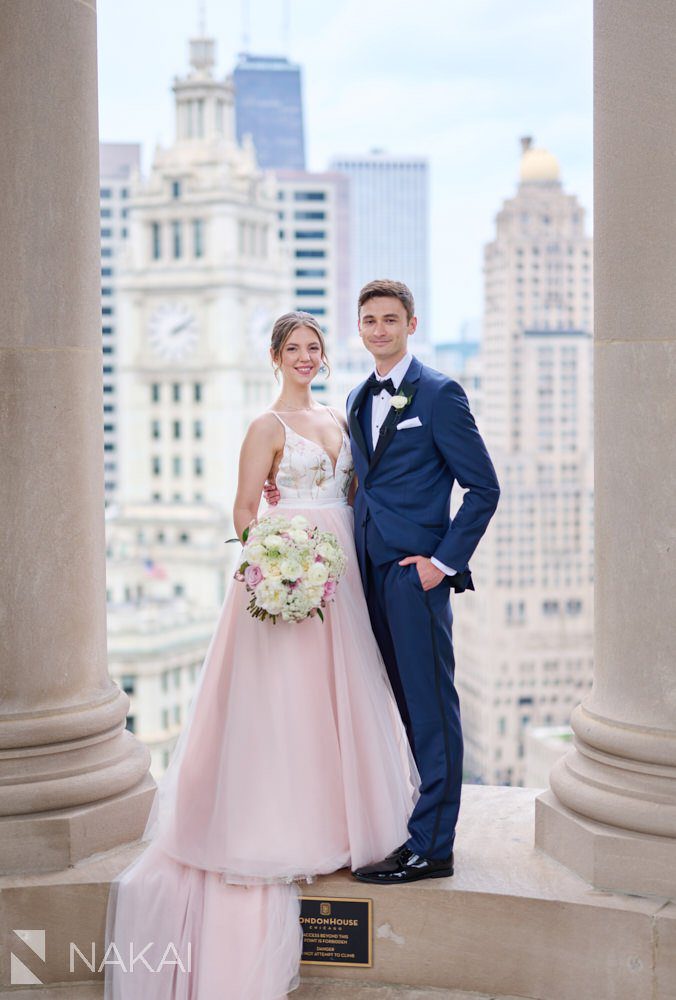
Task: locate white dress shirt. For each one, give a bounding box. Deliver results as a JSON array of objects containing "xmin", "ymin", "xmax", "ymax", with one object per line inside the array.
[{"xmin": 370, "ymin": 353, "xmax": 457, "ymax": 578}]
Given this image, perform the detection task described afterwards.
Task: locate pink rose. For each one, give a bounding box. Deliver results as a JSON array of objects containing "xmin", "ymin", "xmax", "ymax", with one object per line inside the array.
[
  {"xmin": 244, "ymin": 564, "xmax": 263, "ymax": 587},
  {"xmin": 323, "ymin": 579, "xmax": 337, "ymax": 600}
]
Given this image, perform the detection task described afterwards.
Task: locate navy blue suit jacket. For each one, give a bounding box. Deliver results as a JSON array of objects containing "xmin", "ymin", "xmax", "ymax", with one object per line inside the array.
[{"xmin": 346, "ymin": 355, "xmax": 500, "ymax": 594}]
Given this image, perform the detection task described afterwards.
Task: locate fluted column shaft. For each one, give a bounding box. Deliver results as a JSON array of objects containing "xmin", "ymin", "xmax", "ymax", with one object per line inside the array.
[
  {"xmin": 535, "ymin": 0, "xmax": 676, "ymax": 896},
  {"xmin": 0, "ymin": 0, "xmax": 153, "ymax": 873}
]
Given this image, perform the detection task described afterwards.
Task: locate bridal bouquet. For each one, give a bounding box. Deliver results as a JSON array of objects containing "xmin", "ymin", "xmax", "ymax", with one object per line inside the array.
[{"xmin": 234, "ymin": 514, "xmax": 347, "ymax": 624}]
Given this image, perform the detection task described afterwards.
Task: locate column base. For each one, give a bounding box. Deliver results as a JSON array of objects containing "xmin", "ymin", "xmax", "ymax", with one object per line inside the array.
[
  {"xmin": 0, "ymin": 774, "xmax": 155, "ymax": 876},
  {"xmin": 535, "ymin": 787, "xmax": 676, "ymax": 897}
]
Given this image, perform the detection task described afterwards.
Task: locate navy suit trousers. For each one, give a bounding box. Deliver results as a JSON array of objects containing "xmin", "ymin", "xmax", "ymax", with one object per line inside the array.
[{"xmin": 364, "ymin": 520, "xmax": 463, "ymax": 860}]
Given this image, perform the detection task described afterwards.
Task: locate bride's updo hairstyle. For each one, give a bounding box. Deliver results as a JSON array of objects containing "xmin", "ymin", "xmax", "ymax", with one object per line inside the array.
[{"xmin": 270, "ymin": 311, "xmax": 330, "ymax": 380}]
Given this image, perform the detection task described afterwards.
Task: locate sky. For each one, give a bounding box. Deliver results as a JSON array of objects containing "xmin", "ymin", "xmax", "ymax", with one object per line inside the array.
[{"xmin": 97, "ymin": 0, "xmax": 593, "ymax": 343}]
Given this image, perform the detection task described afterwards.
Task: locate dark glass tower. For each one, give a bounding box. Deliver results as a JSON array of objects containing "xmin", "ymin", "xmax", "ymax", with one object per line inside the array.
[{"xmin": 233, "ymin": 53, "xmax": 306, "ymax": 170}]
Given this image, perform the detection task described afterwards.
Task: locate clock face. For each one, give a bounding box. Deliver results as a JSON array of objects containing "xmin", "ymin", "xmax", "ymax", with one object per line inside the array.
[{"xmin": 147, "ymin": 303, "xmax": 199, "ymax": 362}]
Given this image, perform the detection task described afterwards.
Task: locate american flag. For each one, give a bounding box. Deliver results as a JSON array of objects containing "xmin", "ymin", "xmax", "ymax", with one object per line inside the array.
[{"xmin": 143, "ymin": 557, "xmax": 168, "ymax": 580}]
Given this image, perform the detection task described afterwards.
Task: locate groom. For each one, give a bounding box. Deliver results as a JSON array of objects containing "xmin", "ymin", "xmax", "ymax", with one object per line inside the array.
[{"xmin": 345, "ymin": 279, "xmax": 500, "ymax": 884}]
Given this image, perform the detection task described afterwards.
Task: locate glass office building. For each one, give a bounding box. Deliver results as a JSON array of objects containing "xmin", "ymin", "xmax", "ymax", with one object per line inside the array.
[{"xmin": 233, "ymin": 53, "xmax": 306, "ymax": 170}]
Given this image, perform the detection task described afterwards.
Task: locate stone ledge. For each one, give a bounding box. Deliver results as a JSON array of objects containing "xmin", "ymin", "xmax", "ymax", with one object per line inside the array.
[
  {"xmin": 0, "ymin": 988, "xmax": 102, "ymax": 1000},
  {"xmin": 0, "ymin": 786, "xmax": 674, "ymax": 999},
  {"xmin": 297, "ymin": 981, "xmax": 526, "ymax": 999},
  {"xmin": 298, "ymin": 785, "xmax": 675, "ymax": 1000},
  {"xmin": 0, "ymin": 982, "xmax": 526, "ymax": 1000}
]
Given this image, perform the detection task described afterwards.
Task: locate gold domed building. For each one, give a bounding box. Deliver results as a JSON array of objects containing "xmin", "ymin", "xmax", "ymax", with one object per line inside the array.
[{"xmin": 519, "ymin": 135, "xmax": 561, "ymax": 183}]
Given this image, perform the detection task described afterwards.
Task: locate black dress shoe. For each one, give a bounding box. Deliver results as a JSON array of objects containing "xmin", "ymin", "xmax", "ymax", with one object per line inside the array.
[
  {"xmin": 383, "ymin": 842, "xmax": 408, "ymax": 860},
  {"xmin": 351, "ymin": 846, "xmax": 454, "ymax": 884}
]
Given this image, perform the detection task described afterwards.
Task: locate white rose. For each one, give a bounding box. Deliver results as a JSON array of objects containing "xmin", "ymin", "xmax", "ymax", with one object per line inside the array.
[
  {"xmin": 308, "ymin": 562, "xmax": 329, "ymax": 585},
  {"xmin": 260, "ymin": 555, "xmax": 282, "ymax": 577},
  {"xmin": 254, "ymin": 578, "xmax": 287, "ymax": 615},
  {"xmin": 290, "ymin": 515, "xmax": 309, "ymax": 529},
  {"xmin": 279, "ymin": 559, "xmax": 302, "ymax": 581},
  {"xmin": 390, "ymin": 394, "xmax": 408, "ymax": 410},
  {"xmin": 244, "ymin": 542, "xmax": 266, "ymax": 564},
  {"xmin": 289, "ymin": 529, "xmax": 309, "ymax": 544},
  {"xmin": 263, "ymin": 533, "xmax": 285, "ymax": 549},
  {"xmin": 304, "ymin": 585, "xmax": 324, "ymax": 607}
]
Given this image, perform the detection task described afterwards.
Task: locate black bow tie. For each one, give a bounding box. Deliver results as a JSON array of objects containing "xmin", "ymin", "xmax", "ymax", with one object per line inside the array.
[{"xmin": 366, "ymin": 373, "xmax": 396, "ymax": 396}]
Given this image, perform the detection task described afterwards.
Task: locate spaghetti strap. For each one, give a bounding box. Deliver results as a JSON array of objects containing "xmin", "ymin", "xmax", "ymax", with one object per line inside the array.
[
  {"xmin": 325, "ymin": 406, "xmax": 347, "ymax": 436},
  {"xmin": 269, "ymin": 410, "xmax": 290, "ymax": 431}
]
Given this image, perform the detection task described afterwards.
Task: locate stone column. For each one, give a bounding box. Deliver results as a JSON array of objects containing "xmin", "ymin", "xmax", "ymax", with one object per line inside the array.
[
  {"xmin": 535, "ymin": 0, "xmax": 676, "ymax": 896},
  {"xmin": 0, "ymin": 0, "xmax": 154, "ymax": 874}
]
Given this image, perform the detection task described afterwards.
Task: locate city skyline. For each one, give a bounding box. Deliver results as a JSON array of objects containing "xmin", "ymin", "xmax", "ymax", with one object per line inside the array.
[
  {"xmin": 97, "ymin": 0, "xmax": 593, "ymax": 343},
  {"xmin": 96, "ymin": 5, "xmax": 596, "ymax": 783}
]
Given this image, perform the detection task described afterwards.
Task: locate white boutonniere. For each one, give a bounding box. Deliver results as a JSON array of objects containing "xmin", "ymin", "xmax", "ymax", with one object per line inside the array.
[{"xmin": 390, "ymin": 393, "xmax": 412, "ymax": 411}]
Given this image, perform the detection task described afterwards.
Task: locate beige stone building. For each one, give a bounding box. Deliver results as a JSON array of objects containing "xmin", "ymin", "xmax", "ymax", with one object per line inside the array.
[
  {"xmin": 1, "ymin": 2, "xmax": 675, "ymax": 997},
  {"xmin": 106, "ymin": 595, "xmax": 217, "ymax": 778},
  {"xmin": 454, "ymin": 142, "xmax": 595, "ymax": 786},
  {"xmin": 104, "ymin": 501, "xmax": 229, "ymax": 777}
]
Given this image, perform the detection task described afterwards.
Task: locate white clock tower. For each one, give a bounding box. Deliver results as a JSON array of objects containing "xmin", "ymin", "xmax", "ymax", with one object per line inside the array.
[
  {"xmin": 104, "ymin": 33, "xmax": 290, "ymax": 774},
  {"xmin": 115, "ymin": 33, "xmax": 289, "ymax": 518}
]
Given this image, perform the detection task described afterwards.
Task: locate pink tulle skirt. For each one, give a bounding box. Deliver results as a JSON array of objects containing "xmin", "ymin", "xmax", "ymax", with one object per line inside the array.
[{"xmin": 104, "ymin": 499, "xmax": 419, "ymax": 1000}]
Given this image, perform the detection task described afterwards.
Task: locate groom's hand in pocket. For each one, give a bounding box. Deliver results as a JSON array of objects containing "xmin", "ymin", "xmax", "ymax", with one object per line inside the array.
[
  {"xmin": 263, "ymin": 477, "xmax": 280, "ymax": 506},
  {"xmin": 398, "ymin": 555, "xmax": 445, "ymax": 591}
]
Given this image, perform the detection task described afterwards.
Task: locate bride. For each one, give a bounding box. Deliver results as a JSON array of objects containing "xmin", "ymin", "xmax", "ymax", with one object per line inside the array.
[{"xmin": 104, "ymin": 311, "xmax": 419, "ymax": 1000}]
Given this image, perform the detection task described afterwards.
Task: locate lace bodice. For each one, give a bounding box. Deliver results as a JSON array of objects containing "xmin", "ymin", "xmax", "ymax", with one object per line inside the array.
[{"xmin": 270, "ymin": 409, "xmax": 354, "ymax": 501}]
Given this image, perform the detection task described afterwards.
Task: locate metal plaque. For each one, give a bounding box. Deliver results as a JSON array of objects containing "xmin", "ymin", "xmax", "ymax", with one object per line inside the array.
[{"xmin": 300, "ymin": 895, "xmax": 372, "ymax": 967}]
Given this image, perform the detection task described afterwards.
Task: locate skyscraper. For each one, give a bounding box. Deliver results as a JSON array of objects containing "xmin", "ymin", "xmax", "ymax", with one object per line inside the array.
[
  {"xmin": 454, "ymin": 138, "xmax": 594, "ymax": 786},
  {"xmin": 99, "ymin": 143, "xmax": 141, "ymax": 505},
  {"xmin": 274, "ymin": 168, "xmax": 351, "ymax": 349},
  {"xmin": 330, "ymin": 150, "xmax": 430, "ymax": 341},
  {"xmin": 233, "ymin": 53, "xmax": 306, "ymax": 170}
]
